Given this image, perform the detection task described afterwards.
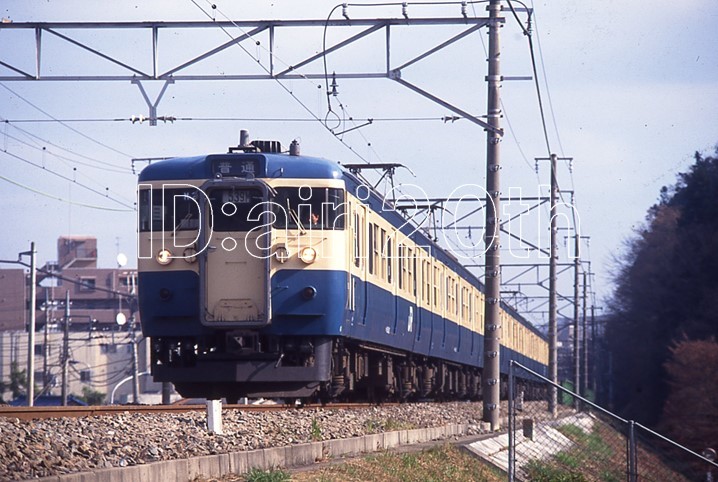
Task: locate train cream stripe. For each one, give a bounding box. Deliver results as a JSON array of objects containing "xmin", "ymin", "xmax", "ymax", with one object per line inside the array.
[
  {"xmin": 346, "ymin": 191, "xmax": 548, "ymax": 365},
  {"xmin": 138, "ymin": 177, "xmax": 547, "ymax": 365}
]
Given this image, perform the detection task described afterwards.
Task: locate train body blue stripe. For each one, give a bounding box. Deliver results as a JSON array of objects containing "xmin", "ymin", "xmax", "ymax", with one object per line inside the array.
[{"xmin": 139, "ymin": 267, "xmax": 546, "ymax": 374}]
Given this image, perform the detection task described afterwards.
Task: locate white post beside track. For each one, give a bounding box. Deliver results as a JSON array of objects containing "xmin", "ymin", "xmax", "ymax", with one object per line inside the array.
[{"xmin": 206, "ymin": 399, "xmax": 223, "ymax": 435}]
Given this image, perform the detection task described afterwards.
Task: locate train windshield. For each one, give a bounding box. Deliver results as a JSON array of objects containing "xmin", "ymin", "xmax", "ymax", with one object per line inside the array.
[
  {"xmin": 138, "ymin": 187, "xmax": 201, "ymax": 232},
  {"xmin": 208, "ymin": 187, "xmax": 265, "ymax": 232},
  {"xmin": 272, "ymin": 187, "xmax": 345, "ymax": 230}
]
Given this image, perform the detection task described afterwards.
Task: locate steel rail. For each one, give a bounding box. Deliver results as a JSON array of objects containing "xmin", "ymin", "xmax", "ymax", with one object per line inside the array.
[{"xmin": 0, "ymin": 402, "xmax": 395, "ymax": 420}]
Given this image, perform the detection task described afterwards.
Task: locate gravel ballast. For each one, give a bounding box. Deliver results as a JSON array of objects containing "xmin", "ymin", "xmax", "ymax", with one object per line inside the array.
[{"xmin": 0, "ymin": 402, "xmax": 495, "ymax": 481}]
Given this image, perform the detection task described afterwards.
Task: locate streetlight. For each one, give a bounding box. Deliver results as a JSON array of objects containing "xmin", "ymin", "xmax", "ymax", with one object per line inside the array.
[{"xmin": 110, "ymin": 372, "xmax": 150, "ymax": 404}]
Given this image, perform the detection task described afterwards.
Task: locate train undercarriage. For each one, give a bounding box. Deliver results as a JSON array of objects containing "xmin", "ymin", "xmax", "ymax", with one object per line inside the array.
[{"xmin": 152, "ymin": 335, "xmax": 539, "ymax": 404}]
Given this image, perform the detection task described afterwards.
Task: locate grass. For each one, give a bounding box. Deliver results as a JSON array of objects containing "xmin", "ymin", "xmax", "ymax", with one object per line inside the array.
[
  {"xmin": 291, "ymin": 443, "xmax": 504, "ymax": 482},
  {"xmin": 310, "ymin": 419, "xmax": 322, "ymax": 441},
  {"xmin": 244, "ymin": 468, "xmax": 291, "ymax": 482},
  {"xmin": 522, "ymin": 422, "xmax": 623, "ymax": 482},
  {"xmin": 363, "ymin": 417, "xmax": 416, "ymax": 433}
]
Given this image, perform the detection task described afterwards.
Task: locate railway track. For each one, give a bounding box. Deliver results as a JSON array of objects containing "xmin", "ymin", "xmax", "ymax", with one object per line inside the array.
[{"xmin": 0, "ymin": 402, "xmax": 392, "ymax": 420}]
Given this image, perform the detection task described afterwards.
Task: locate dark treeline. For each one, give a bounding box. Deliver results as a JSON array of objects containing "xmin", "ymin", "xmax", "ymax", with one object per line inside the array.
[{"xmin": 602, "ymin": 145, "xmax": 718, "ymax": 449}]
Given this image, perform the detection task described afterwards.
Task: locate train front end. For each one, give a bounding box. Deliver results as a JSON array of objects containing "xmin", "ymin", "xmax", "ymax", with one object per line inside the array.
[{"xmin": 137, "ymin": 147, "xmax": 349, "ymax": 401}]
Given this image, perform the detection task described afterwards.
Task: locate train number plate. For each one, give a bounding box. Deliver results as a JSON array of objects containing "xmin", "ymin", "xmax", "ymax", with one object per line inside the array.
[{"xmin": 222, "ymin": 190, "xmax": 252, "ymax": 204}]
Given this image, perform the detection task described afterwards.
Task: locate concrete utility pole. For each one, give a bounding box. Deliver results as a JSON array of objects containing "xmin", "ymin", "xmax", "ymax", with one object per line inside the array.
[
  {"xmin": 43, "ymin": 288, "xmax": 50, "ymax": 391},
  {"xmin": 61, "ymin": 290, "xmax": 70, "ymax": 406},
  {"xmin": 482, "ymin": 0, "xmax": 503, "ymax": 431},
  {"xmin": 572, "ymin": 229, "xmax": 581, "ymax": 408},
  {"xmin": 581, "ymin": 270, "xmax": 588, "ymax": 397},
  {"xmin": 548, "ymin": 153, "xmax": 559, "ymax": 416},
  {"xmin": 26, "ymin": 242, "xmax": 37, "ymax": 407}
]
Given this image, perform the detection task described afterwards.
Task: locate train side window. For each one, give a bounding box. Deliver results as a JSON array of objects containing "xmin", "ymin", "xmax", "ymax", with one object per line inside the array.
[
  {"xmin": 384, "ymin": 230, "xmax": 392, "ymax": 283},
  {"xmin": 478, "ymin": 292, "xmax": 485, "ymax": 334},
  {"xmin": 433, "ymin": 265, "xmax": 442, "ymax": 311},
  {"xmin": 409, "ymin": 249, "xmax": 416, "ymax": 297},
  {"xmin": 423, "ymin": 259, "xmax": 431, "ymax": 304},
  {"xmin": 353, "ymin": 210, "xmax": 361, "ymax": 268},
  {"xmin": 398, "ymin": 245, "xmax": 404, "ymax": 290},
  {"xmin": 368, "ymin": 223, "xmax": 375, "ymax": 275}
]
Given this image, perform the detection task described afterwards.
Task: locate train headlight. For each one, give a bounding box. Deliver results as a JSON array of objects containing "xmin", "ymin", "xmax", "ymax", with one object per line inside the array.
[
  {"xmin": 274, "ymin": 245, "xmax": 290, "ymax": 263},
  {"xmin": 156, "ymin": 249, "xmax": 173, "ymax": 265},
  {"xmin": 299, "ymin": 246, "xmax": 317, "ymax": 264}
]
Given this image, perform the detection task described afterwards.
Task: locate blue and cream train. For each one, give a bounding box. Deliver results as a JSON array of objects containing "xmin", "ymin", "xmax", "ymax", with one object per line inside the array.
[{"xmin": 137, "ymin": 137, "xmax": 548, "ymax": 402}]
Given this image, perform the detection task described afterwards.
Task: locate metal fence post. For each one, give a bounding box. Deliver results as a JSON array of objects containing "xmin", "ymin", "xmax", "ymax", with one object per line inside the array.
[
  {"xmin": 628, "ymin": 420, "xmax": 637, "ymax": 482},
  {"xmin": 508, "ymin": 361, "xmax": 515, "ymax": 482}
]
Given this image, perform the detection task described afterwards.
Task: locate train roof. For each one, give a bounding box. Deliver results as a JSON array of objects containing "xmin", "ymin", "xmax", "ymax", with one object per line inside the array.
[{"xmin": 138, "ymin": 152, "xmax": 344, "ymax": 182}]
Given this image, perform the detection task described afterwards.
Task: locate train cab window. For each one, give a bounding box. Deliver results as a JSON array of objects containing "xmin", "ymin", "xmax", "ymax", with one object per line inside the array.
[
  {"xmin": 272, "ymin": 187, "xmax": 345, "ymax": 230},
  {"xmin": 208, "ymin": 188, "xmax": 264, "ymax": 232},
  {"xmin": 139, "ymin": 187, "xmax": 201, "ymax": 232}
]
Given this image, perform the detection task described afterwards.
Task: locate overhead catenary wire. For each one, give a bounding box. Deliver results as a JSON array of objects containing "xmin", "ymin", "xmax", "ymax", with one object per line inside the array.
[
  {"xmin": 0, "ymin": 149, "xmax": 136, "ymax": 210},
  {"xmin": 2, "ymin": 116, "xmax": 457, "ymax": 124},
  {"xmin": 3, "ymin": 131, "xmax": 136, "ymax": 205},
  {"xmin": 190, "ymin": 0, "xmax": 374, "ymax": 165},
  {"xmin": 0, "ymin": 83, "xmax": 135, "ymax": 159},
  {"xmin": 3, "ymin": 128, "xmax": 131, "ymax": 175},
  {"xmin": 0, "ymin": 172, "xmax": 134, "ymax": 212}
]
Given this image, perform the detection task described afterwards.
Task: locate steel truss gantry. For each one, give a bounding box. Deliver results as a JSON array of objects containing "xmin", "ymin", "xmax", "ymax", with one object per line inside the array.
[
  {"xmin": 0, "ymin": 16, "xmax": 517, "ymax": 130},
  {"xmin": 1, "ymin": 8, "xmax": 552, "ymax": 428}
]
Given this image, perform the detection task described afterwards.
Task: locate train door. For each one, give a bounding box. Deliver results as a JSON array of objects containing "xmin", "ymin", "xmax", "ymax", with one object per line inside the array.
[
  {"xmin": 199, "ymin": 182, "xmax": 270, "ymax": 326},
  {"xmin": 411, "ymin": 248, "xmax": 429, "ymax": 356},
  {"xmin": 353, "ymin": 203, "xmax": 368, "ymax": 331}
]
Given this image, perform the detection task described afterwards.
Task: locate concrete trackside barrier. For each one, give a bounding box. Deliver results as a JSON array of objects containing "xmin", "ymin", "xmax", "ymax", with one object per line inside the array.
[{"xmin": 29, "ymin": 423, "xmax": 472, "ymax": 482}]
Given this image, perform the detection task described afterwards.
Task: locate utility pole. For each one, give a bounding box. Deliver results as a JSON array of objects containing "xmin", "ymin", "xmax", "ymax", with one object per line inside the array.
[
  {"xmin": 582, "ymin": 271, "xmax": 589, "ymax": 397},
  {"xmin": 61, "ymin": 290, "xmax": 70, "ymax": 406},
  {"xmin": 548, "ymin": 153, "xmax": 559, "ymax": 416},
  {"xmin": 572, "ymin": 229, "xmax": 581, "ymax": 408},
  {"xmin": 26, "ymin": 242, "xmax": 37, "ymax": 407},
  {"xmin": 536, "ymin": 154, "xmax": 572, "ymax": 416},
  {"xmin": 482, "ymin": 0, "xmax": 503, "ymax": 431},
  {"xmin": 43, "ymin": 288, "xmax": 50, "ymax": 391}
]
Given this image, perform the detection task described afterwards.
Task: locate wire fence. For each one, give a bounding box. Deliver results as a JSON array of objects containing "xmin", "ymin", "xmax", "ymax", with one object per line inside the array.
[{"xmin": 508, "ymin": 361, "xmax": 718, "ymax": 481}]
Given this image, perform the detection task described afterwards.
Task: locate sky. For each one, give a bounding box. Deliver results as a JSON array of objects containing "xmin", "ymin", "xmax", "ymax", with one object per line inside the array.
[{"xmin": 1, "ymin": 0, "xmax": 717, "ymax": 325}]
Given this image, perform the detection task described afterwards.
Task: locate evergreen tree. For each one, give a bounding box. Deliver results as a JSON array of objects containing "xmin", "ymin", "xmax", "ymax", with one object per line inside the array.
[{"xmin": 603, "ymin": 146, "xmax": 718, "ymax": 426}]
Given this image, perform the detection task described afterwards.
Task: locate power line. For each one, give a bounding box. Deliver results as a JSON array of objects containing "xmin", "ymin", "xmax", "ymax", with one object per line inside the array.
[
  {"xmin": 3, "ymin": 115, "xmax": 469, "ymax": 124},
  {"xmin": 0, "ymin": 171, "xmax": 134, "ymax": 212},
  {"xmin": 3, "ymin": 128, "xmax": 131, "ymax": 175},
  {"xmin": 0, "ymin": 149, "xmax": 136, "ymax": 210},
  {"xmin": 190, "ymin": 0, "xmax": 373, "ymax": 165},
  {"xmin": 0, "ymin": 83, "xmax": 135, "ymax": 159},
  {"xmin": 2, "ymin": 119, "xmax": 133, "ymax": 173}
]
